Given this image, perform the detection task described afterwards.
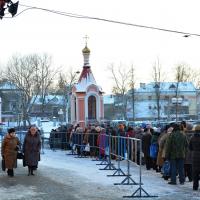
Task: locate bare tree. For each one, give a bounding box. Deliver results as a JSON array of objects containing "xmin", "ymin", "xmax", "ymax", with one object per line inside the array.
[
  {"xmin": 56, "ymin": 68, "xmax": 80, "ymax": 123},
  {"xmin": 3, "ymin": 54, "xmax": 57, "ymax": 126},
  {"xmin": 186, "ymin": 68, "xmax": 200, "ymax": 89},
  {"xmin": 35, "ymin": 54, "xmax": 59, "ymax": 117},
  {"xmin": 108, "ymin": 63, "xmax": 130, "ymax": 120},
  {"xmin": 174, "ymin": 63, "xmax": 191, "ymax": 121},
  {"xmin": 152, "ymin": 59, "xmax": 165, "ymax": 122},
  {"xmin": 128, "ymin": 65, "xmax": 136, "ymax": 121}
]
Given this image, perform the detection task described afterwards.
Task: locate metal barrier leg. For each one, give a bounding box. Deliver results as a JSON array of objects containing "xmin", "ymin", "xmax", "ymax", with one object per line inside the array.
[
  {"xmin": 123, "ymin": 185, "xmax": 158, "ymax": 198},
  {"xmin": 99, "ymin": 163, "xmax": 116, "ymax": 170},
  {"xmin": 114, "ymin": 138, "xmax": 138, "ymax": 185},
  {"xmin": 123, "ymin": 140, "xmax": 158, "ymax": 198},
  {"xmin": 96, "ymin": 158, "xmax": 109, "ymax": 165},
  {"xmin": 114, "ymin": 160, "xmax": 138, "ymax": 185},
  {"xmin": 107, "ymin": 162, "xmax": 126, "ymax": 176},
  {"xmin": 107, "ymin": 136, "xmax": 126, "ymax": 176},
  {"xmin": 99, "ymin": 134, "xmax": 116, "ymax": 170}
]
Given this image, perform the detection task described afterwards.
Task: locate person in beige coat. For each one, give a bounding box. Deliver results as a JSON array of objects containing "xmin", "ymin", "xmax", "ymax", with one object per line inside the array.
[
  {"xmin": 158, "ymin": 125, "xmax": 173, "ymax": 180},
  {"xmin": 1, "ymin": 128, "xmax": 20, "ymax": 177}
]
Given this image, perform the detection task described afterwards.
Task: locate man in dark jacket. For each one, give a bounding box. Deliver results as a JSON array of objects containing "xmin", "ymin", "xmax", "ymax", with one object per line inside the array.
[
  {"xmin": 189, "ymin": 125, "xmax": 200, "ymax": 190},
  {"xmin": 165, "ymin": 123, "xmax": 188, "ymax": 185},
  {"xmin": 142, "ymin": 125, "xmax": 153, "ymax": 170}
]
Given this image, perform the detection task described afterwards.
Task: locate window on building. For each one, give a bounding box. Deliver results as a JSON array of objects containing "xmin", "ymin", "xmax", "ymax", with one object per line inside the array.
[
  {"xmin": 52, "ymin": 97, "xmax": 58, "ymax": 103},
  {"xmin": 164, "ymin": 106, "xmax": 189, "ymax": 115},
  {"xmin": 52, "ymin": 106, "xmax": 58, "ymax": 117},
  {"xmin": 169, "ymin": 84, "xmax": 176, "ymax": 89},
  {"xmin": 154, "ymin": 83, "xmax": 160, "ymax": 88},
  {"xmin": 149, "ymin": 105, "xmax": 152, "ymax": 110}
]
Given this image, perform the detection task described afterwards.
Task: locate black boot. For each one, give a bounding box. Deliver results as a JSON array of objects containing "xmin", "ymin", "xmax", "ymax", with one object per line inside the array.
[
  {"xmin": 28, "ymin": 166, "xmax": 31, "ymax": 176},
  {"xmin": 7, "ymin": 169, "xmax": 14, "ymax": 177},
  {"xmin": 31, "ymin": 167, "xmax": 34, "ymax": 176},
  {"xmin": 7, "ymin": 169, "xmax": 11, "ymax": 176},
  {"xmin": 10, "ymin": 169, "xmax": 14, "ymax": 177}
]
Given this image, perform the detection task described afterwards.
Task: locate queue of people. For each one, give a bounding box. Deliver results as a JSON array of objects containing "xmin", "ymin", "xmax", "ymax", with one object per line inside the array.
[
  {"xmin": 141, "ymin": 121, "xmax": 200, "ymax": 191},
  {"xmin": 69, "ymin": 121, "xmax": 200, "ymax": 191},
  {"xmin": 1, "ymin": 125, "xmax": 41, "ymax": 177}
]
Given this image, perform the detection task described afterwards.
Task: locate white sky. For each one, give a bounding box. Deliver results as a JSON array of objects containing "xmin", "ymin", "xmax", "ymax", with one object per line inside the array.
[{"xmin": 1, "ymin": 0, "xmax": 200, "ymax": 93}]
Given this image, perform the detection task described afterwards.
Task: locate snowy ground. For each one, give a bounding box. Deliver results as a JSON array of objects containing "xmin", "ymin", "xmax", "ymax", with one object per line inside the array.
[{"xmin": 0, "ymin": 149, "xmax": 199, "ymax": 200}]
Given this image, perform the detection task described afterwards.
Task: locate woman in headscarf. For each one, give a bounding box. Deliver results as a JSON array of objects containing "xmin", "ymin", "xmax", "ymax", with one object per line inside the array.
[
  {"xmin": 23, "ymin": 125, "xmax": 41, "ymax": 176},
  {"xmin": 1, "ymin": 128, "xmax": 20, "ymax": 177}
]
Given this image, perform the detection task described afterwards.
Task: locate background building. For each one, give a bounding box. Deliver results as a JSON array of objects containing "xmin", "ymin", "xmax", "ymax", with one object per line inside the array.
[
  {"xmin": 0, "ymin": 81, "xmax": 22, "ymax": 125},
  {"xmin": 126, "ymin": 82, "xmax": 197, "ymax": 121},
  {"xmin": 30, "ymin": 95, "xmax": 64, "ymax": 119}
]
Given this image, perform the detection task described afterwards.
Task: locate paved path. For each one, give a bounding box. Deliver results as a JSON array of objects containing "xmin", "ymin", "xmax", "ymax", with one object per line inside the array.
[
  {"xmin": 0, "ymin": 150, "xmax": 199, "ymax": 200},
  {"xmin": 0, "ymin": 164, "xmax": 124, "ymax": 200}
]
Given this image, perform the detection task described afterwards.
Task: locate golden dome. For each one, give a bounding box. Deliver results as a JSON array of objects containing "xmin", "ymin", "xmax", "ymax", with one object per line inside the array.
[{"xmin": 82, "ymin": 45, "xmax": 90, "ymax": 54}]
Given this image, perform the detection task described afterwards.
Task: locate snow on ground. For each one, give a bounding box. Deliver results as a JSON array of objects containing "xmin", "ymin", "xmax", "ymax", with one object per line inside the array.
[
  {"xmin": 0, "ymin": 185, "xmax": 44, "ymax": 200},
  {"xmin": 0, "ymin": 148, "xmax": 200, "ymax": 199},
  {"xmin": 1, "ymin": 118, "xmax": 200, "ymax": 199},
  {"xmin": 39, "ymin": 149, "xmax": 200, "ymax": 199}
]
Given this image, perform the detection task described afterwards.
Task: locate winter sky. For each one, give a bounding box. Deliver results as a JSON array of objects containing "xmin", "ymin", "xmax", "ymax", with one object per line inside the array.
[{"xmin": 1, "ymin": 0, "xmax": 200, "ymax": 93}]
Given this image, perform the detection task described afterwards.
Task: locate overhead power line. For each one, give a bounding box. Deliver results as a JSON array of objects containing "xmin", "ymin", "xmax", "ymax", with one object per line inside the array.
[{"xmin": 7, "ymin": 3, "xmax": 200, "ymax": 37}]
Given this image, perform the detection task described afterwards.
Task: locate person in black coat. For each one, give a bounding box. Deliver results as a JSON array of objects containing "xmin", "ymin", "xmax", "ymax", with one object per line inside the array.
[
  {"xmin": 142, "ymin": 125, "xmax": 153, "ymax": 170},
  {"xmin": 189, "ymin": 125, "xmax": 200, "ymax": 190},
  {"xmin": 23, "ymin": 125, "xmax": 41, "ymax": 176}
]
